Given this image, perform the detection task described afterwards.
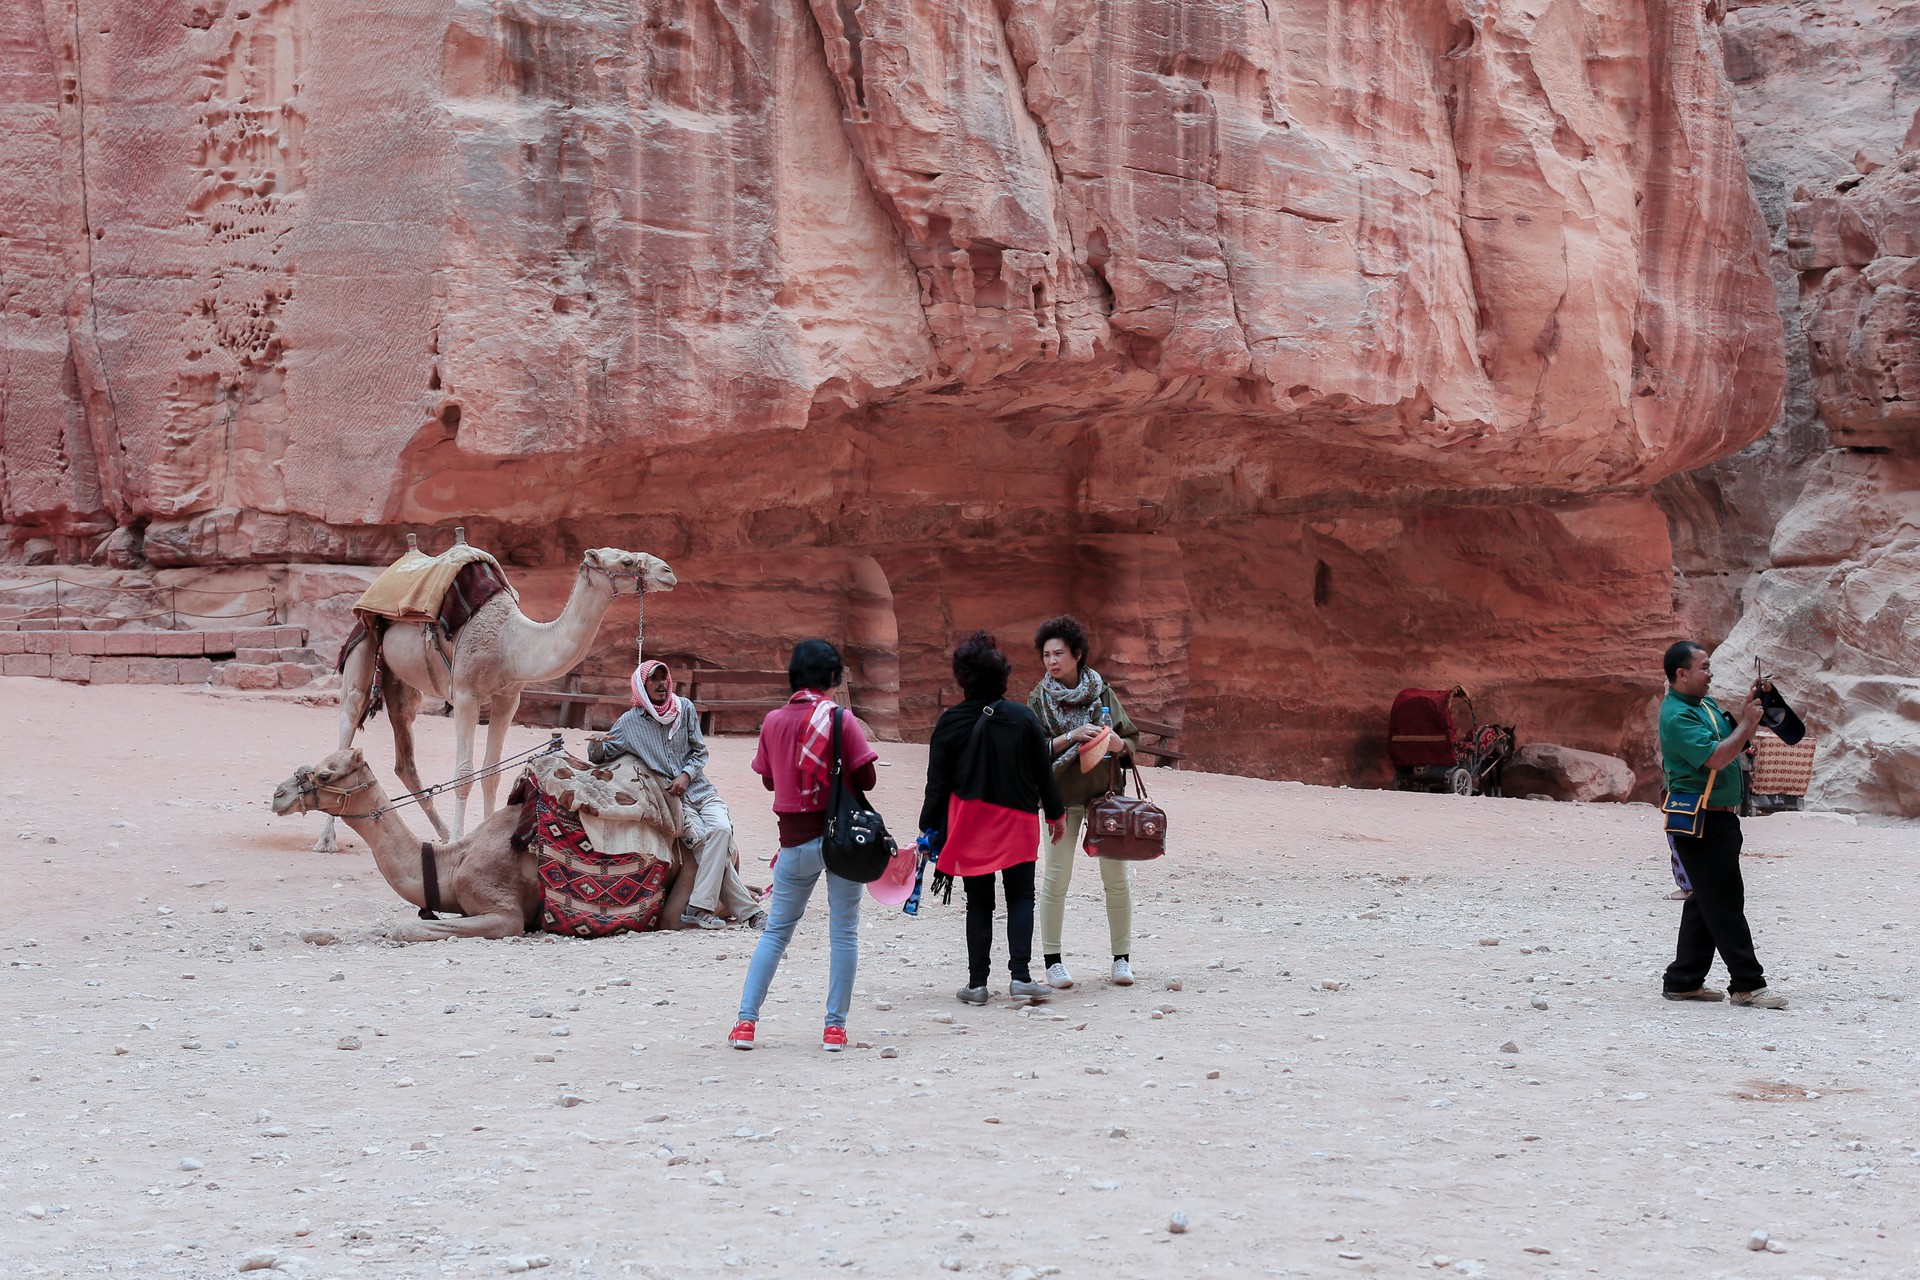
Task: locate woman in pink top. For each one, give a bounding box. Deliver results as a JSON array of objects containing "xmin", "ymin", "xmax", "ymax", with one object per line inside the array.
[{"xmin": 729, "ymin": 640, "xmax": 878, "ymax": 1052}]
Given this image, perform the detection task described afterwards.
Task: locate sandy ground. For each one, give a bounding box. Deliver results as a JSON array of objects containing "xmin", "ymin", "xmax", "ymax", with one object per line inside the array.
[{"xmin": 1, "ymin": 676, "xmax": 1916, "ymax": 1280}]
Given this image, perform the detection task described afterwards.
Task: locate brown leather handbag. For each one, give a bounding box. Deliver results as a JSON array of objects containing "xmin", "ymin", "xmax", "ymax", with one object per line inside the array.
[{"xmin": 1083, "ymin": 761, "xmax": 1168, "ymax": 861}]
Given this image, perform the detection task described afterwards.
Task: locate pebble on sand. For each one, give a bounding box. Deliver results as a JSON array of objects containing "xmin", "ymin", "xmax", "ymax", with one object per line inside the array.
[
  {"xmin": 1499, "ymin": 1041, "xmax": 1519, "ymax": 1053},
  {"xmin": 236, "ymin": 1248, "xmax": 278, "ymax": 1271},
  {"xmin": 504, "ymin": 1256, "xmax": 552, "ymax": 1273},
  {"xmin": 1530, "ymin": 996, "xmax": 1549, "ymax": 1010},
  {"xmin": 179, "ymin": 1157, "xmax": 203, "ymax": 1170},
  {"xmin": 880, "ymin": 1046, "xmax": 900, "ymax": 1059},
  {"xmin": 1169, "ymin": 1210, "xmax": 1189, "ymax": 1234},
  {"xmin": 1747, "ymin": 1229, "xmax": 1769, "ymax": 1251},
  {"xmin": 336, "ymin": 1035, "xmax": 362, "ymax": 1051}
]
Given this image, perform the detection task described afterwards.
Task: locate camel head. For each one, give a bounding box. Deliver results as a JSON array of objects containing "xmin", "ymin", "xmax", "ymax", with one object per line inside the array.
[
  {"xmin": 582, "ymin": 548, "xmax": 676, "ymax": 595},
  {"xmin": 272, "ymin": 748, "xmax": 378, "ymax": 817}
]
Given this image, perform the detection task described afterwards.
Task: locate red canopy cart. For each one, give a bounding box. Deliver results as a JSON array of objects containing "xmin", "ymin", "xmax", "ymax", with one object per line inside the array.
[{"xmin": 1388, "ymin": 686, "xmax": 1514, "ymax": 797}]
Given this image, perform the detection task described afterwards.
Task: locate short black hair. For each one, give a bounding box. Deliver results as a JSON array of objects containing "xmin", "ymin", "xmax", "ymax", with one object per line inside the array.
[
  {"xmin": 952, "ymin": 630, "xmax": 1011, "ymax": 702},
  {"xmin": 1033, "ymin": 614, "xmax": 1089, "ymax": 665},
  {"xmin": 789, "ymin": 639, "xmax": 844, "ymax": 692},
  {"xmin": 1663, "ymin": 641, "xmax": 1705, "ymax": 684}
]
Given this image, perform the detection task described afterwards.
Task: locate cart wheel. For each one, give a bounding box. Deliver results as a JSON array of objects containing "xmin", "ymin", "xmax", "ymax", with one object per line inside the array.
[{"xmin": 1447, "ymin": 766, "xmax": 1474, "ymax": 797}]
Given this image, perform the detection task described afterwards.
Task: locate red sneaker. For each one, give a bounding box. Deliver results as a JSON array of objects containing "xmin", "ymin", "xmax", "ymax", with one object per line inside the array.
[
  {"xmin": 821, "ymin": 1026, "xmax": 848, "ymax": 1053},
  {"xmin": 727, "ymin": 1020, "xmax": 756, "ymax": 1050}
]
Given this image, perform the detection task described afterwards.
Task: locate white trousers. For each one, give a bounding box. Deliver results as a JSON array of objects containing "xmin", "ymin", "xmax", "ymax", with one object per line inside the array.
[{"xmin": 682, "ymin": 794, "xmax": 757, "ymax": 919}]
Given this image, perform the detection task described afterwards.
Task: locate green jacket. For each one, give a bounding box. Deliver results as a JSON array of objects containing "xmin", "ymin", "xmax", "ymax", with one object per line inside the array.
[
  {"xmin": 1659, "ymin": 690, "xmax": 1743, "ymax": 808},
  {"xmin": 1026, "ymin": 681, "xmax": 1140, "ymax": 809}
]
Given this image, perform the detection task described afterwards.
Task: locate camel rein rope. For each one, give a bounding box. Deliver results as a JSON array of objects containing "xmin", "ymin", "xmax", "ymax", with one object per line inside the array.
[{"xmin": 309, "ymin": 734, "xmax": 567, "ymax": 819}]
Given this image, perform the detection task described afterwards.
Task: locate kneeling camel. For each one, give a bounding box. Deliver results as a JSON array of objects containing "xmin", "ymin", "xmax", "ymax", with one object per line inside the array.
[{"xmin": 272, "ymin": 748, "xmax": 694, "ymax": 942}]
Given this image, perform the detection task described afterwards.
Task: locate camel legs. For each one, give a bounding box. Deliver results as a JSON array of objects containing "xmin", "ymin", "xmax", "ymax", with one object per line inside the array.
[
  {"xmin": 384, "ymin": 678, "xmax": 450, "ymax": 841},
  {"xmin": 388, "ymin": 911, "xmax": 527, "ymax": 943},
  {"xmin": 448, "ymin": 692, "xmax": 482, "ymax": 840},
  {"xmin": 478, "ymin": 689, "xmax": 522, "ymax": 821},
  {"xmin": 317, "ymin": 642, "xmax": 376, "ymax": 853}
]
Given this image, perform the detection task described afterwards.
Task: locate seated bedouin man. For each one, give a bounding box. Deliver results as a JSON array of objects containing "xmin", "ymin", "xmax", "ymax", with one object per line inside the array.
[{"xmin": 590, "ymin": 661, "xmax": 765, "ymax": 930}]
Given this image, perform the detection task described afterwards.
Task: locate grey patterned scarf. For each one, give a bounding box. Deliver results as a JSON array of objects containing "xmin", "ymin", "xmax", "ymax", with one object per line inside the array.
[{"xmin": 1035, "ymin": 667, "xmax": 1107, "ymax": 770}]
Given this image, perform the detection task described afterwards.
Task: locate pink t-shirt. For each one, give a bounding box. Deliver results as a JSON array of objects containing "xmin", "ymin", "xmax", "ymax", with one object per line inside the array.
[{"xmin": 752, "ymin": 699, "xmax": 880, "ymax": 844}]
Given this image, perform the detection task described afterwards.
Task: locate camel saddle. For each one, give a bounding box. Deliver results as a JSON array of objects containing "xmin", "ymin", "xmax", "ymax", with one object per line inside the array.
[
  {"xmin": 514, "ymin": 755, "xmax": 684, "ymax": 938},
  {"xmin": 336, "ymin": 546, "xmax": 514, "ymax": 674}
]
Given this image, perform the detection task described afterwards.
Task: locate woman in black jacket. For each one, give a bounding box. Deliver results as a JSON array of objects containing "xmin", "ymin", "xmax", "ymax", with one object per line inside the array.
[{"xmin": 919, "ymin": 631, "xmax": 1066, "ymax": 1006}]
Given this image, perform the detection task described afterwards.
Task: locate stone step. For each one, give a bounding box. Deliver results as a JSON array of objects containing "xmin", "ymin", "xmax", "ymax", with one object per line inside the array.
[
  {"xmin": 0, "ymin": 625, "xmax": 304, "ymax": 658},
  {"xmin": 216, "ymin": 660, "xmax": 331, "ymax": 691}
]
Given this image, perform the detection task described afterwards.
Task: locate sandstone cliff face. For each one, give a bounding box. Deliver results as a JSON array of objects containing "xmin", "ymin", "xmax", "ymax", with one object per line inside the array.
[
  {"xmin": 1660, "ymin": 0, "xmax": 1920, "ymax": 647},
  {"xmin": 2, "ymin": 1, "xmax": 1784, "ymax": 789},
  {"xmin": 1661, "ymin": 0, "xmax": 1920, "ymax": 812},
  {"xmin": 1714, "ymin": 159, "xmax": 1920, "ymax": 814}
]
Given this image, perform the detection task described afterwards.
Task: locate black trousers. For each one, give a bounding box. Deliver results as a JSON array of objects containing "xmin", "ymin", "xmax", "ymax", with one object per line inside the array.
[
  {"xmin": 1663, "ymin": 812, "xmax": 1767, "ymax": 994},
  {"xmin": 963, "ymin": 861, "xmax": 1036, "ymax": 987}
]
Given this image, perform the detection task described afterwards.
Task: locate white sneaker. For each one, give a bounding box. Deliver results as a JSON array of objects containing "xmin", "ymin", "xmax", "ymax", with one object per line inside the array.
[
  {"xmin": 1110, "ymin": 959, "xmax": 1134, "ymax": 986},
  {"xmin": 1045, "ymin": 962, "xmax": 1074, "ymax": 989}
]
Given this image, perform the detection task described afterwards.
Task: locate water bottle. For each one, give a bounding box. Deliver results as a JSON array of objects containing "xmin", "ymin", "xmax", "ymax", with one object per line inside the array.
[{"xmin": 1099, "ymin": 705, "xmax": 1113, "ymax": 757}]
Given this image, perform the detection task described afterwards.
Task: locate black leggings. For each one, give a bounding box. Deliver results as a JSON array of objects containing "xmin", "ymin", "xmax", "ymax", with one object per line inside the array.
[{"xmin": 962, "ymin": 861, "xmax": 1036, "ymax": 987}]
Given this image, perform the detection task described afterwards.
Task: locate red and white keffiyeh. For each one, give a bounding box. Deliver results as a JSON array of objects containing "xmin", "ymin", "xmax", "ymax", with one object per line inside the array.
[
  {"xmin": 631, "ymin": 660, "xmax": 681, "ymax": 726},
  {"xmin": 791, "ymin": 689, "xmax": 837, "ymax": 807}
]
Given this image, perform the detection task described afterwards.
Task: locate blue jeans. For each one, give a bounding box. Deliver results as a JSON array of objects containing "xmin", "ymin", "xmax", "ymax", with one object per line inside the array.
[{"xmin": 736, "ymin": 837, "xmax": 861, "ymax": 1030}]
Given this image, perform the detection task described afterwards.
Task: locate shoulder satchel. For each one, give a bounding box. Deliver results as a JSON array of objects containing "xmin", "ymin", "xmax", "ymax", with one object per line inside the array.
[
  {"xmin": 1662, "ymin": 765, "xmax": 1720, "ymax": 839},
  {"xmin": 1083, "ymin": 759, "xmax": 1168, "ymax": 861},
  {"xmin": 822, "ymin": 707, "xmax": 897, "ymax": 882}
]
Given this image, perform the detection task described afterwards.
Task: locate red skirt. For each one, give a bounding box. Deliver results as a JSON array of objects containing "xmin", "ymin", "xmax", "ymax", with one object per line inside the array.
[{"xmin": 937, "ymin": 796, "xmax": 1040, "ymax": 877}]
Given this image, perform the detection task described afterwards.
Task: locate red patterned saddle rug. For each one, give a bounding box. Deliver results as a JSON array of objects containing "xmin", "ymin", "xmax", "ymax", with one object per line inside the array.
[{"xmin": 526, "ymin": 785, "xmax": 669, "ymax": 937}]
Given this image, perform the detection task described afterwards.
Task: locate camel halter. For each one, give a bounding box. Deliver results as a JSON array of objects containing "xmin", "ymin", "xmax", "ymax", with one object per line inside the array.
[
  {"xmin": 296, "ymin": 769, "xmax": 384, "ymax": 819},
  {"xmin": 300, "ymin": 735, "xmax": 566, "ymax": 820},
  {"xmin": 583, "ymin": 558, "xmax": 654, "ymax": 596}
]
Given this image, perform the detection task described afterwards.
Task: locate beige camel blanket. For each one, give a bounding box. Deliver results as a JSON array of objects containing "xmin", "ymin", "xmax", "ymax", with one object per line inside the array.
[
  {"xmin": 529, "ymin": 754, "xmax": 683, "ymax": 859},
  {"xmin": 352, "ymin": 544, "xmax": 507, "ymax": 623}
]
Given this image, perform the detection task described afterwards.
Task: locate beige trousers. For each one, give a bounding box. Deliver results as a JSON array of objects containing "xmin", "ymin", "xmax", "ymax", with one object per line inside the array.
[
  {"xmin": 682, "ymin": 794, "xmax": 757, "ymax": 919},
  {"xmin": 1038, "ymin": 805, "xmax": 1133, "ymax": 958}
]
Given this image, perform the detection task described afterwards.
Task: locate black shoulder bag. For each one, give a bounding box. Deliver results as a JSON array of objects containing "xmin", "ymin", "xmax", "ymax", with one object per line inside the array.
[{"xmin": 822, "ymin": 707, "xmax": 897, "ymax": 882}]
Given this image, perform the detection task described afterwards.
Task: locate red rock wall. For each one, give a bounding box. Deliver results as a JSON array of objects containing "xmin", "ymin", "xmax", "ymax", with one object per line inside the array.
[
  {"xmin": 1650, "ymin": 0, "xmax": 1920, "ymax": 812},
  {"xmin": 1, "ymin": 1, "xmax": 1786, "ymax": 788}
]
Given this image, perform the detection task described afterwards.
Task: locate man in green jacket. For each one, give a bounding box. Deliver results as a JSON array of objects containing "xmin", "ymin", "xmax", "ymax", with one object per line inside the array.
[{"xmin": 1659, "ymin": 641, "xmax": 1787, "ymax": 1009}]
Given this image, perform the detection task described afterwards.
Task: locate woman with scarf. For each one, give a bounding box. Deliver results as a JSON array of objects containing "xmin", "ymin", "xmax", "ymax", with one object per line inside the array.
[
  {"xmin": 729, "ymin": 640, "xmax": 878, "ymax": 1052},
  {"xmin": 920, "ymin": 631, "xmax": 1066, "ymax": 1006},
  {"xmin": 590, "ymin": 660, "xmax": 761, "ymax": 931},
  {"xmin": 1027, "ymin": 615, "xmax": 1140, "ymax": 988}
]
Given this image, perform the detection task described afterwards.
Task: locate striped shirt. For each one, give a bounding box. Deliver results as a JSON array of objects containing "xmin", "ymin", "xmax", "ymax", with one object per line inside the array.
[{"xmin": 591, "ymin": 698, "xmax": 716, "ymax": 805}]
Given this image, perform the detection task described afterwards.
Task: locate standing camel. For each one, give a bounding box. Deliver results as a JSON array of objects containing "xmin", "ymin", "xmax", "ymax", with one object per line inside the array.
[{"xmin": 316, "ymin": 547, "xmax": 676, "ymax": 853}]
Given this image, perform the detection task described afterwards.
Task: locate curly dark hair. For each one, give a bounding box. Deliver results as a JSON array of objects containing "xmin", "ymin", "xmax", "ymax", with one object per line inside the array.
[
  {"xmin": 788, "ymin": 638, "xmax": 844, "ymax": 692},
  {"xmin": 1033, "ymin": 614, "xmax": 1089, "ymax": 665},
  {"xmin": 952, "ymin": 630, "xmax": 1012, "ymax": 702}
]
